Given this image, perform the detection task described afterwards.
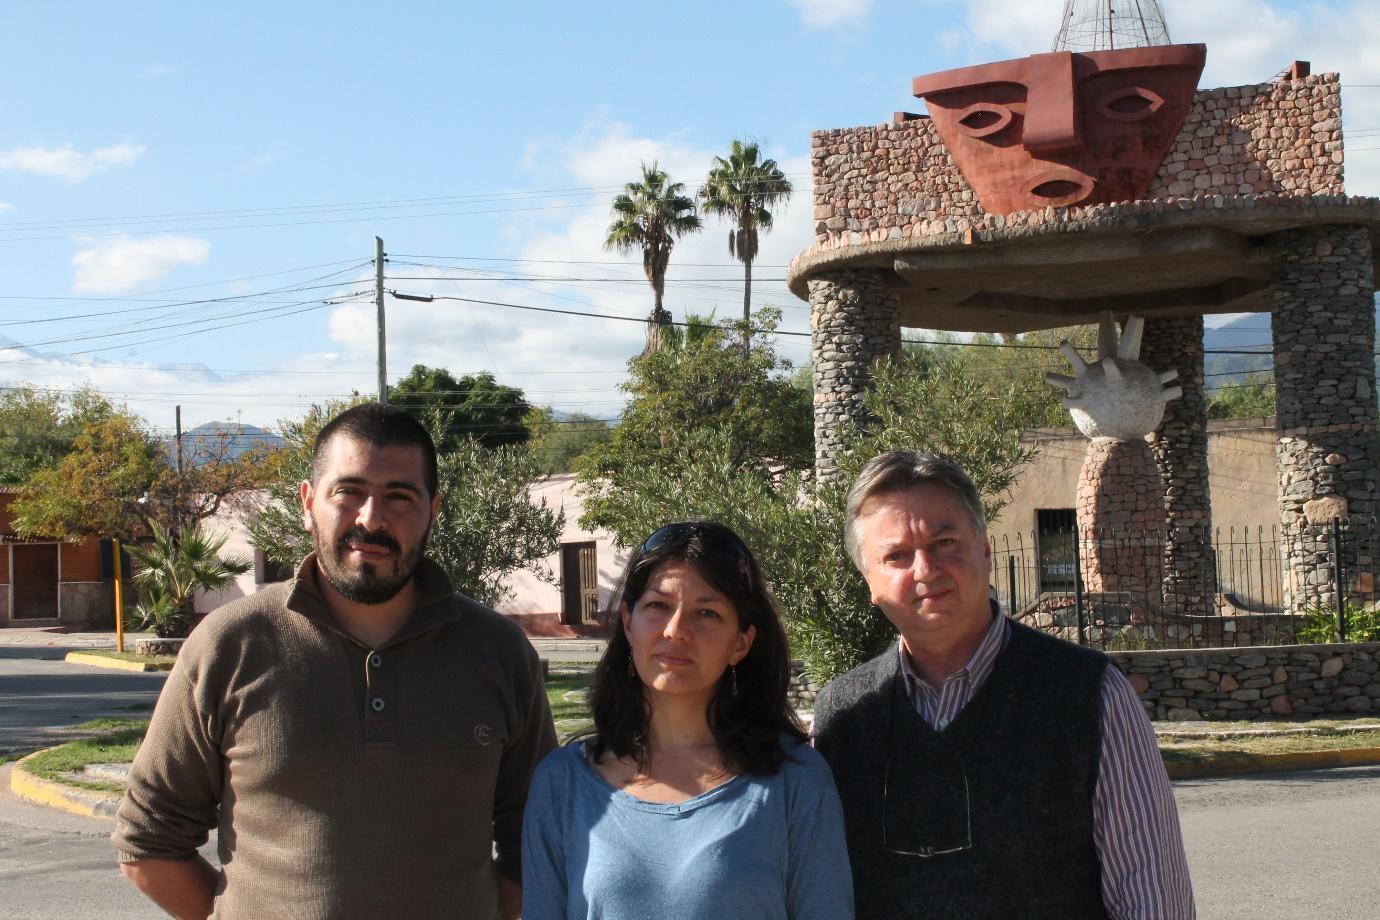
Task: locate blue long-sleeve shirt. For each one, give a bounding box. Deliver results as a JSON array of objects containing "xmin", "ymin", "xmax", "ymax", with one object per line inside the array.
[{"xmin": 521, "ymin": 738, "xmax": 853, "ymax": 920}]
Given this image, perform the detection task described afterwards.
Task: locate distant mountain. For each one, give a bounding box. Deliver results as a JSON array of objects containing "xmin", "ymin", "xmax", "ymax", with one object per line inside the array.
[
  {"xmin": 170, "ymin": 422, "xmax": 283, "ymax": 465},
  {"xmin": 1203, "ymin": 297, "xmax": 1380, "ymax": 383}
]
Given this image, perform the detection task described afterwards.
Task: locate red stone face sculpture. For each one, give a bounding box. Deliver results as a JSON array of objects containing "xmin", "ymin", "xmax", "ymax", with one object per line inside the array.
[{"xmin": 912, "ymin": 44, "xmax": 1206, "ymax": 215}]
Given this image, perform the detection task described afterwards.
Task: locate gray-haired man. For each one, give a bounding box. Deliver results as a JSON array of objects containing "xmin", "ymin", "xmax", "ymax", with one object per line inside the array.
[{"xmin": 813, "ymin": 450, "xmax": 1193, "ymax": 920}]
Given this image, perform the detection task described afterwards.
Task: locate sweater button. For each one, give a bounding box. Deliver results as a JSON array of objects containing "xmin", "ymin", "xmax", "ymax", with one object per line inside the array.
[
  {"xmin": 369, "ymin": 653, "xmax": 383, "ymax": 668},
  {"xmin": 371, "ymin": 697, "xmax": 386, "ymax": 712}
]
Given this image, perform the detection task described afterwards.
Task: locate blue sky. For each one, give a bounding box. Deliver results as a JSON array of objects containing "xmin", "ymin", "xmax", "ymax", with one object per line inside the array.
[{"xmin": 2, "ymin": 0, "xmax": 1377, "ymax": 433}]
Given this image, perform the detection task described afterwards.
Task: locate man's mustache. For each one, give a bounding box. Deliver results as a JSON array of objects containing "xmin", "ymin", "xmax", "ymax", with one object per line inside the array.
[{"xmin": 336, "ymin": 526, "xmax": 401, "ymax": 554}]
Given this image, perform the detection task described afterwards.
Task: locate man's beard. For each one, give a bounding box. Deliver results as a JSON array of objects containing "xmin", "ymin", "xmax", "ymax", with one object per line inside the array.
[{"xmin": 314, "ymin": 521, "xmax": 430, "ymax": 605}]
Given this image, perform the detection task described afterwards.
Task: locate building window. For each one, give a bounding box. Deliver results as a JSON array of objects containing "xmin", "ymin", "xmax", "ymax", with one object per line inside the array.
[{"xmin": 1036, "ymin": 509, "xmax": 1077, "ymax": 593}]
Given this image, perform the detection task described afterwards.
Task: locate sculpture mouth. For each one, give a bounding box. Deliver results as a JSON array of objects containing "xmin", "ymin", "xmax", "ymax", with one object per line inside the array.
[{"xmin": 1021, "ymin": 170, "xmax": 1094, "ymax": 208}]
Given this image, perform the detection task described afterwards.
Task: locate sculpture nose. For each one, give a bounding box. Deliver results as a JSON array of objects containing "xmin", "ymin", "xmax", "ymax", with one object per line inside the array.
[{"xmin": 1021, "ymin": 52, "xmax": 1082, "ymax": 156}]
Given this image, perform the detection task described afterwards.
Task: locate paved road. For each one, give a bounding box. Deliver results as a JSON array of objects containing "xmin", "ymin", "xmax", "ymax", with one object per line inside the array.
[
  {"xmin": 4, "ymin": 762, "xmax": 1377, "ymax": 918},
  {"xmin": 0, "ymin": 648, "xmax": 167, "ymax": 759},
  {"xmin": 1176, "ymin": 764, "xmax": 1380, "ymax": 920}
]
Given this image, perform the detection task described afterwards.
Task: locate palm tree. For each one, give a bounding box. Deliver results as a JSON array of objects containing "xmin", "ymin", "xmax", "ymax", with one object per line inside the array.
[
  {"xmin": 604, "ymin": 162, "xmax": 701, "ymax": 353},
  {"xmin": 128, "ymin": 522, "xmax": 252, "ymax": 638},
  {"xmin": 700, "ymin": 140, "xmax": 793, "ymax": 348}
]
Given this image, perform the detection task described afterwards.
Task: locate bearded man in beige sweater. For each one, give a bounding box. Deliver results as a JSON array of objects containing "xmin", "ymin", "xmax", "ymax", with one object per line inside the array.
[{"xmin": 113, "ymin": 404, "xmax": 556, "ymax": 920}]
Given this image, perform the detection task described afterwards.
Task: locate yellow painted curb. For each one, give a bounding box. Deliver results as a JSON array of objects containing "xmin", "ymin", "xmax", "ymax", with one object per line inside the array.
[
  {"xmin": 64, "ymin": 651, "xmax": 173, "ymax": 672},
  {"xmin": 1165, "ymin": 746, "xmax": 1380, "ymax": 780},
  {"xmin": 8, "ymin": 752, "xmax": 121, "ymax": 818}
]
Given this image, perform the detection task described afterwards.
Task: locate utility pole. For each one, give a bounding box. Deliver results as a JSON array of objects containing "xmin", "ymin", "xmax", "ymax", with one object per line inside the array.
[
  {"xmin": 174, "ymin": 404, "xmax": 184, "ymax": 477},
  {"xmin": 174, "ymin": 404, "xmax": 184, "ymax": 536},
  {"xmin": 375, "ymin": 236, "xmax": 388, "ymax": 404}
]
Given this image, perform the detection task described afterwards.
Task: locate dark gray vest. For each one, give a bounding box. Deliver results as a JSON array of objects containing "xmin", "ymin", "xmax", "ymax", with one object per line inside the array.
[{"xmin": 814, "ymin": 620, "xmax": 1110, "ymax": 920}]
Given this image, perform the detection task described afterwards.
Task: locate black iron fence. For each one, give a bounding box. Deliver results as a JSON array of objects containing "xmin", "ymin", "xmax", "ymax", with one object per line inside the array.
[{"xmin": 989, "ymin": 518, "xmax": 1380, "ymax": 650}]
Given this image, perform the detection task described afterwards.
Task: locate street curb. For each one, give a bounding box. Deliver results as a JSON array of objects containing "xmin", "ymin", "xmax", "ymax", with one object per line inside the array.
[
  {"xmin": 1164, "ymin": 746, "xmax": 1380, "ymax": 779},
  {"xmin": 8, "ymin": 752, "xmax": 121, "ymax": 818},
  {"xmin": 63, "ymin": 651, "xmax": 173, "ymax": 672}
]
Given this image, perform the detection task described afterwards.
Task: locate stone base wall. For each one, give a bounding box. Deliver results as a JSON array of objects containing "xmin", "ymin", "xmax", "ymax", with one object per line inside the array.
[
  {"xmin": 808, "ymin": 74, "xmax": 1341, "ymax": 249},
  {"xmin": 808, "ymin": 269, "xmax": 901, "ymax": 482},
  {"xmin": 791, "ymin": 642, "xmax": 1380, "ymax": 721},
  {"xmin": 58, "ymin": 582, "xmax": 112, "ymax": 630},
  {"xmin": 1015, "ymin": 595, "xmax": 1298, "ymax": 647},
  {"xmin": 1113, "ymin": 643, "xmax": 1380, "ymax": 720},
  {"xmin": 1271, "ymin": 225, "xmax": 1380, "ymax": 612},
  {"xmin": 788, "ymin": 660, "xmax": 818, "ymax": 711}
]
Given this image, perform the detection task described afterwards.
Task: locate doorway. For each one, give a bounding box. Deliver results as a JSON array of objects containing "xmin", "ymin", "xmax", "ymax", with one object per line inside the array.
[
  {"xmin": 12, "ymin": 544, "xmax": 60, "ymax": 620},
  {"xmin": 560, "ymin": 542, "xmax": 599, "ymax": 626}
]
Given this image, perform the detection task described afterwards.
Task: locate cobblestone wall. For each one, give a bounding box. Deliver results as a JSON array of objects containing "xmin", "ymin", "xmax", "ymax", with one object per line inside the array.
[
  {"xmin": 1141, "ymin": 316, "xmax": 1214, "ymax": 614},
  {"xmin": 808, "ymin": 73, "xmax": 1341, "ymax": 249},
  {"xmin": 1270, "ymin": 225, "xmax": 1380, "ymax": 612},
  {"xmin": 807, "ymin": 269, "xmax": 901, "ymax": 481},
  {"xmin": 1112, "ymin": 642, "xmax": 1380, "ymax": 720},
  {"xmin": 790, "ymin": 642, "xmax": 1380, "ymax": 721}
]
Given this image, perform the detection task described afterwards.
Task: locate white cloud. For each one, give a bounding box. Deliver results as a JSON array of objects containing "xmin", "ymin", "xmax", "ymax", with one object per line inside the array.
[
  {"xmin": 0, "ymin": 202, "xmax": 12, "ymax": 215},
  {"xmin": 784, "ymin": 0, "xmax": 872, "ymax": 29},
  {"xmin": 71, "ymin": 235, "xmax": 210, "ymax": 294},
  {"xmin": 0, "ymin": 344, "xmax": 376, "ymax": 432},
  {"xmin": 0, "ymin": 142, "xmax": 146, "ymax": 183}
]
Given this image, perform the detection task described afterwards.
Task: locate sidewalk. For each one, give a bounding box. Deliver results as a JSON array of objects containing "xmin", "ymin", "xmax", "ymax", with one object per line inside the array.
[{"xmin": 0, "ymin": 628, "xmax": 148, "ymax": 649}]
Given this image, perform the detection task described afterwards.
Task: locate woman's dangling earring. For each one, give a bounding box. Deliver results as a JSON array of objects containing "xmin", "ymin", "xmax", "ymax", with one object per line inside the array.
[
  {"xmin": 730, "ymin": 664, "xmax": 739, "ymax": 696},
  {"xmin": 627, "ymin": 654, "xmax": 636, "ymax": 678}
]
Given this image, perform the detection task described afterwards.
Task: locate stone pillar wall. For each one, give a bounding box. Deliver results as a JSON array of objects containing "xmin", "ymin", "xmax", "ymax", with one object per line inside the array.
[
  {"xmin": 1141, "ymin": 315, "xmax": 1214, "ymax": 615},
  {"xmin": 1076, "ymin": 437, "xmax": 1166, "ymax": 622},
  {"xmin": 807, "ymin": 269, "xmax": 901, "ymax": 482},
  {"xmin": 1270, "ymin": 225, "xmax": 1380, "ymax": 613}
]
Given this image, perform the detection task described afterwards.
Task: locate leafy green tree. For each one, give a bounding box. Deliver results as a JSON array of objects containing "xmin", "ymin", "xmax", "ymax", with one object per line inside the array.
[
  {"xmin": 0, "ymin": 385, "xmax": 111, "ymax": 484},
  {"xmin": 128, "ymin": 521, "xmax": 252, "ymax": 638},
  {"xmin": 389, "ymin": 365, "xmax": 531, "ymax": 451},
  {"xmin": 578, "ymin": 348, "xmax": 1039, "ymax": 681},
  {"xmin": 11, "ymin": 400, "xmax": 274, "ymax": 541},
  {"xmin": 700, "ymin": 140, "xmax": 792, "ymax": 344},
  {"xmin": 247, "ymin": 403, "xmax": 564, "ymax": 608},
  {"xmin": 604, "ymin": 162, "xmax": 702, "ymax": 352},
  {"xmin": 577, "ymin": 309, "xmax": 812, "ymax": 536},
  {"xmin": 525, "ymin": 408, "xmax": 613, "ymax": 475},
  {"xmin": 1206, "ymin": 372, "xmax": 1276, "ymax": 420}
]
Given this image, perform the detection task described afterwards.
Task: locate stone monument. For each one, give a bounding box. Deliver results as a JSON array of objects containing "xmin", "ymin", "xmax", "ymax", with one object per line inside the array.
[
  {"xmin": 790, "ymin": 35, "xmax": 1379, "ymax": 619},
  {"xmin": 1046, "ymin": 313, "xmax": 1180, "ymax": 623}
]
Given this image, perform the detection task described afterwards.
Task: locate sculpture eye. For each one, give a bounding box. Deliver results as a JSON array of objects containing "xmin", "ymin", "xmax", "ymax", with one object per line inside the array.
[
  {"xmin": 955, "ymin": 103, "xmax": 1014, "ymax": 139},
  {"xmin": 1095, "ymin": 87, "xmax": 1164, "ymax": 122}
]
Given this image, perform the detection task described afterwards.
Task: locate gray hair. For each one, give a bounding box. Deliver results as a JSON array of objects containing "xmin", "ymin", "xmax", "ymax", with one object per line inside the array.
[{"xmin": 843, "ymin": 451, "xmax": 986, "ymax": 571}]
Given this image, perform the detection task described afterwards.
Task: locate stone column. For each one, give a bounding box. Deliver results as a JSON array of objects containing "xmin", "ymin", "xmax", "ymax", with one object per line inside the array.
[
  {"xmin": 807, "ymin": 269, "xmax": 902, "ymax": 482},
  {"xmin": 1141, "ymin": 315, "xmax": 1214, "ymax": 615},
  {"xmin": 1076, "ymin": 437, "xmax": 1166, "ymax": 625},
  {"xmin": 1270, "ymin": 225, "xmax": 1380, "ymax": 613}
]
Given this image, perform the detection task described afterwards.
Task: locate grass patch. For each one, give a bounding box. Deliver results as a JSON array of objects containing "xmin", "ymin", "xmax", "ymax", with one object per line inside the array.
[
  {"xmin": 24, "ymin": 720, "xmax": 148, "ymax": 793},
  {"xmin": 0, "ymin": 752, "xmax": 21, "ymax": 766},
  {"xmin": 75, "ymin": 649, "xmax": 177, "ymax": 667},
  {"xmin": 546, "ymin": 670, "xmax": 595, "ymax": 743},
  {"xmin": 1159, "ymin": 729, "xmax": 1380, "ymax": 765}
]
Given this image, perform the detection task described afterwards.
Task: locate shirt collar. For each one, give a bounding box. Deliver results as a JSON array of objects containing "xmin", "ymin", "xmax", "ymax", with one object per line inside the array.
[
  {"xmin": 285, "ymin": 553, "xmax": 463, "ymax": 645},
  {"xmin": 898, "ymin": 599, "xmax": 1011, "ymax": 693}
]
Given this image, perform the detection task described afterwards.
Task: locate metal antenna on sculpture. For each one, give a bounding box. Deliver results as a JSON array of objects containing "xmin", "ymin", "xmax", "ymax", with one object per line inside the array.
[{"xmin": 1052, "ymin": 0, "xmax": 1172, "ymax": 52}]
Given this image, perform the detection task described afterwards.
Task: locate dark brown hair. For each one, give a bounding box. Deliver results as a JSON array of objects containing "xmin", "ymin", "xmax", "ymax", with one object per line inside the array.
[
  {"xmin": 311, "ymin": 403, "xmax": 439, "ymax": 496},
  {"xmin": 582, "ymin": 521, "xmax": 806, "ymax": 775}
]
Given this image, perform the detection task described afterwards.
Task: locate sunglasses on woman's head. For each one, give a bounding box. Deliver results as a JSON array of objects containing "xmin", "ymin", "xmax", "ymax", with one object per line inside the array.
[{"xmin": 636, "ymin": 521, "xmax": 752, "ymax": 567}]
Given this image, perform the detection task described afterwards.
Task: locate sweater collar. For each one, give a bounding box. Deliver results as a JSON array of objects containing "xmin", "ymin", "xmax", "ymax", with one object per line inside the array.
[{"xmin": 285, "ymin": 553, "xmax": 463, "ymax": 646}]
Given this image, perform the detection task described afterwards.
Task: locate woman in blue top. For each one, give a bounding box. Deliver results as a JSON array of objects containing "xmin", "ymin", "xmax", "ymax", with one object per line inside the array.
[{"xmin": 522, "ymin": 521, "xmax": 853, "ymax": 920}]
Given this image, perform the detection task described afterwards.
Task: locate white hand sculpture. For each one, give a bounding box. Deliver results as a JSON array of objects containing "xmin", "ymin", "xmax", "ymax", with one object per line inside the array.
[{"xmin": 1045, "ymin": 312, "xmax": 1182, "ymax": 441}]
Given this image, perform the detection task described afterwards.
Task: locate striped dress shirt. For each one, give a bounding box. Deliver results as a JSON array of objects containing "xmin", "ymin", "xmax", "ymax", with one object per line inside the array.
[{"xmin": 898, "ymin": 609, "xmax": 1195, "ymax": 920}]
